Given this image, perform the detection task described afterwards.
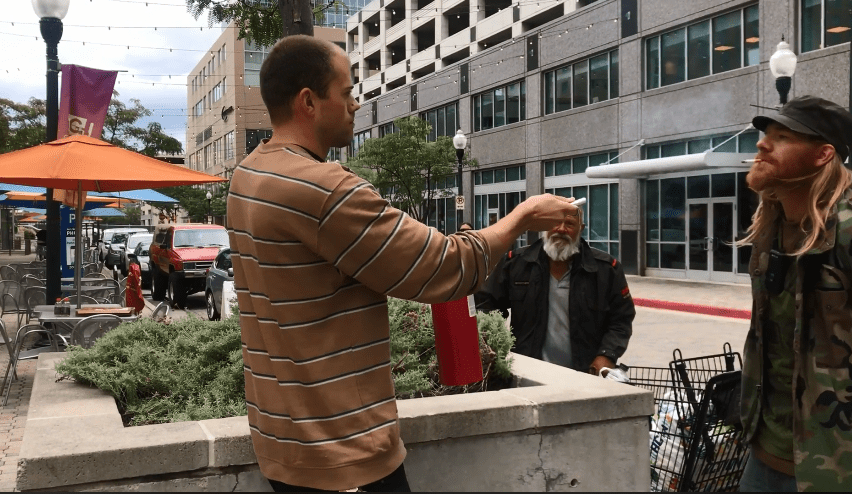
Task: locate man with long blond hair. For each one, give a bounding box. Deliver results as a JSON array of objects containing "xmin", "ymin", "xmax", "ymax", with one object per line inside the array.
[{"xmin": 739, "ymin": 96, "xmax": 852, "ymax": 491}]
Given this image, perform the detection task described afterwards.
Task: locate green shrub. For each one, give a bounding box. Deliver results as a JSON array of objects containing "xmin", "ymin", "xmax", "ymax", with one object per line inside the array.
[{"xmin": 56, "ymin": 299, "xmax": 515, "ymax": 425}]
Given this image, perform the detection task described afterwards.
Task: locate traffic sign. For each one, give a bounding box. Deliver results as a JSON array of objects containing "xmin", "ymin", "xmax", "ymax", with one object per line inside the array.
[{"xmin": 455, "ymin": 196, "xmax": 465, "ymax": 210}]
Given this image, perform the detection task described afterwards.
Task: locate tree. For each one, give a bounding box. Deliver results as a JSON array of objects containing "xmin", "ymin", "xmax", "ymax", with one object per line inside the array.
[
  {"xmin": 152, "ymin": 183, "xmax": 230, "ymax": 224},
  {"xmin": 0, "ymin": 97, "xmax": 46, "ymax": 153},
  {"xmin": 0, "ymin": 92, "xmax": 182, "ymax": 157},
  {"xmin": 187, "ymin": 0, "xmax": 348, "ymax": 46},
  {"xmin": 347, "ymin": 117, "xmax": 476, "ymax": 224}
]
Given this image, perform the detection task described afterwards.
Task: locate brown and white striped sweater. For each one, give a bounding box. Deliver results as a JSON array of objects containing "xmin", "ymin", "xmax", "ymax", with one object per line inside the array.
[{"xmin": 226, "ymin": 140, "xmax": 502, "ymax": 490}]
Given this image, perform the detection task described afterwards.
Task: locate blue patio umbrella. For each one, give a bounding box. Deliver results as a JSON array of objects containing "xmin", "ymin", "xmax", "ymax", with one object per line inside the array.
[
  {"xmin": 88, "ymin": 188, "xmax": 177, "ymax": 203},
  {"xmin": 82, "ymin": 207, "xmax": 125, "ymax": 217}
]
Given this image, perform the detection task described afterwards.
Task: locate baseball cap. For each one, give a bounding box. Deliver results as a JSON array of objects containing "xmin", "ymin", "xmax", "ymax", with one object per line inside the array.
[{"xmin": 752, "ymin": 95, "xmax": 852, "ymax": 162}]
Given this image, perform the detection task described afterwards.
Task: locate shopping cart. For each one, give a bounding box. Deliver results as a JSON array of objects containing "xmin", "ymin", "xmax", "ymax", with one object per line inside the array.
[{"xmin": 628, "ymin": 343, "xmax": 750, "ymax": 492}]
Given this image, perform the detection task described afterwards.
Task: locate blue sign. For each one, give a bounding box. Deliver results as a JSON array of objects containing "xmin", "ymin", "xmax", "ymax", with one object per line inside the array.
[{"xmin": 60, "ymin": 207, "xmax": 76, "ymax": 279}]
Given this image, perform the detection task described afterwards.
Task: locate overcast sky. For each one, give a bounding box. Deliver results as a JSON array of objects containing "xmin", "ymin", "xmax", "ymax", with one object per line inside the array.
[{"xmin": 2, "ymin": 0, "xmax": 231, "ymax": 151}]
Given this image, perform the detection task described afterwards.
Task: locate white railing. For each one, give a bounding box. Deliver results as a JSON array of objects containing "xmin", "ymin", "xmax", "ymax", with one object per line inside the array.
[
  {"xmin": 363, "ymin": 36, "xmax": 381, "ymax": 56},
  {"xmin": 475, "ymin": 8, "xmax": 513, "ymax": 41},
  {"xmin": 412, "ymin": 1, "xmax": 436, "ymax": 29}
]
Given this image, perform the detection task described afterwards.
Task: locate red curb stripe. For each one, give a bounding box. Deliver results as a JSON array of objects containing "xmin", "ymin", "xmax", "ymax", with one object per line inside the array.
[{"xmin": 633, "ymin": 298, "xmax": 751, "ymax": 320}]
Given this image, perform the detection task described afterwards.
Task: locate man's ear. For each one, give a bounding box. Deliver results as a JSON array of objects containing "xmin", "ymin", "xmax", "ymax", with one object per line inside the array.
[
  {"xmin": 815, "ymin": 143, "xmax": 836, "ymax": 168},
  {"xmin": 294, "ymin": 88, "xmax": 315, "ymax": 117}
]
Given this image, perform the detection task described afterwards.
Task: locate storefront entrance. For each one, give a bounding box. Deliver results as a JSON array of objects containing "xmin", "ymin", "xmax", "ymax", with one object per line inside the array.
[{"xmin": 686, "ymin": 199, "xmax": 739, "ymax": 282}]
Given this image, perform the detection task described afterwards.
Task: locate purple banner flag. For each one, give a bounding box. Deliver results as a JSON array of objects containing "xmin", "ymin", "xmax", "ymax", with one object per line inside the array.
[{"xmin": 57, "ymin": 64, "xmax": 118, "ymax": 139}]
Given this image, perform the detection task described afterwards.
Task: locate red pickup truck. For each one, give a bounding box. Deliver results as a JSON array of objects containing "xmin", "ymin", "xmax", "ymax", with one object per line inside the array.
[{"xmin": 149, "ymin": 223, "xmax": 229, "ymax": 308}]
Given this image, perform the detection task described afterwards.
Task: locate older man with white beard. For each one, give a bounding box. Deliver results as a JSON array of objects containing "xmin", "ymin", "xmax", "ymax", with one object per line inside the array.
[{"xmin": 474, "ymin": 206, "xmax": 635, "ymax": 375}]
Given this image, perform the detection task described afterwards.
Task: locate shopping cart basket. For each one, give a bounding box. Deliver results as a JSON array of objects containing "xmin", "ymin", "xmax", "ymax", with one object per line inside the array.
[{"xmin": 628, "ymin": 343, "xmax": 750, "ymax": 492}]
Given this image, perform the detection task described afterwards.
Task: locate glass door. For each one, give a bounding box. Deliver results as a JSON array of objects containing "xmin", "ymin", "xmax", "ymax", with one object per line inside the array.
[
  {"xmin": 686, "ymin": 200, "xmax": 738, "ymax": 282},
  {"xmin": 687, "ymin": 202, "xmax": 710, "ymax": 280}
]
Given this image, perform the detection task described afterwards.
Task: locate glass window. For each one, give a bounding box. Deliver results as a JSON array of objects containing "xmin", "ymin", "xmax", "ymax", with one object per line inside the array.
[
  {"xmin": 712, "ymin": 173, "xmax": 736, "ymax": 197},
  {"xmin": 574, "ymin": 186, "xmax": 588, "ymax": 226},
  {"xmin": 646, "ymin": 37, "xmax": 660, "ymax": 90},
  {"xmin": 481, "ymin": 170, "xmax": 493, "ymax": 184},
  {"xmin": 556, "ymin": 66, "xmax": 572, "ymax": 111},
  {"xmin": 688, "ymin": 138, "xmax": 711, "ymax": 154},
  {"xmin": 589, "ymin": 54, "xmax": 609, "ymax": 104},
  {"xmin": 688, "ymin": 21, "xmax": 711, "ymax": 79},
  {"xmin": 520, "ymin": 82, "xmax": 526, "ymax": 120},
  {"xmin": 481, "ymin": 92, "xmax": 493, "ymax": 130},
  {"xmin": 589, "ymin": 185, "xmax": 608, "ymax": 241},
  {"xmin": 545, "ymin": 161, "xmax": 554, "ymax": 177},
  {"xmin": 494, "ymin": 88, "xmax": 505, "ymax": 128},
  {"xmin": 573, "ymin": 156, "xmax": 588, "ymax": 175},
  {"xmin": 661, "ymin": 142, "xmax": 686, "ymax": 157},
  {"xmin": 610, "ymin": 50, "xmax": 619, "ymax": 98},
  {"xmin": 826, "ymin": 0, "xmax": 852, "ymax": 47},
  {"xmin": 802, "ymin": 0, "xmax": 823, "ymax": 52},
  {"xmin": 507, "ymin": 84, "xmax": 520, "ymax": 124},
  {"xmin": 713, "ymin": 11, "xmax": 742, "ymax": 73},
  {"xmin": 588, "ymin": 153, "xmax": 609, "ymax": 167},
  {"xmin": 660, "ymin": 178, "xmax": 686, "ymax": 242},
  {"xmin": 494, "ymin": 168, "xmax": 505, "ymax": 183},
  {"xmin": 555, "ymin": 159, "xmax": 571, "ymax": 176},
  {"xmin": 687, "ymin": 175, "xmax": 710, "ymax": 199},
  {"xmin": 573, "ymin": 60, "xmax": 589, "ymax": 107},
  {"xmin": 645, "ymin": 146, "xmax": 661, "ymax": 159},
  {"xmin": 610, "ymin": 183, "xmax": 619, "ymax": 241},
  {"xmin": 545, "ymin": 72, "xmax": 555, "ymax": 114},
  {"xmin": 473, "ymin": 95, "xmax": 481, "ymax": 132},
  {"xmin": 661, "ymin": 244, "xmax": 686, "ymax": 269},
  {"xmin": 744, "ymin": 5, "xmax": 760, "ymax": 66},
  {"xmin": 661, "ymin": 28, "xmax": 686, "ymax": 86},
  {"xmin": 474, "ymin": 171, "xmax": 481, "ymax": 185},
  {"xmin": 437, "ymin": 107, "xmax": 446, "ymax": 138},
  {"xmin": 554, "ymin": 187, "xmax": 572, "ymax": 198},
  {"xmin": 712, "ymin": 134, "xmax": 737, "ymax": 152},
  {"xmin": 447, "ymin": 104, "xmax": 457, "ymax": 136},
  {"xmin": 647, "ymin": 243, "xmax": 660, "ymax": 268},
  {"xmin": 507, "ymin": 166, "xmax": 520, "ymax": 181},
  {"xmin": 738, "ymin": 131, "xmax": 759, "ymax": 153}
]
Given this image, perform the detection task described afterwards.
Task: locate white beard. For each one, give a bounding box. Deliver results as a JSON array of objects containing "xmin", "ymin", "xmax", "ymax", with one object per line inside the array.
[{"xmin": 543, "ymin": 233, "xmax": 579, "ymax": 261}]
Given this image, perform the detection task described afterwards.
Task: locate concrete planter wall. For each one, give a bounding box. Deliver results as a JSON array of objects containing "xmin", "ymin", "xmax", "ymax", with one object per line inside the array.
[{"xmin": 19, "ymin": 352, "xmax": 653, "ymax": 492}]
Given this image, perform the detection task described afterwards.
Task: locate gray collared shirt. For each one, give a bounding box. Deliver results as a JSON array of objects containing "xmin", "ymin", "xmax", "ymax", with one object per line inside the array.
[{"xmin": 541, "ymin": 267, "xmax": 572, "ymax": 368}]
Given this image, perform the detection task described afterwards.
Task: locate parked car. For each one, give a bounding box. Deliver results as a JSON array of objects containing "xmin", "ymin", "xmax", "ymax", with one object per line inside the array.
[
  {"xmin": 204, "ymin": 248, "xmax": 233, "ymax": 320},
  {"xmin": 127, "ymin": 240, "xmax": 153, "ymax": 288},
  {"xmin": 122, "ymin": 232, "xmax": 153, "ymax": 276},
  {"xmin": 149, "ymin": 223, "xmax": 229, "ymax": 307},
  {"xmin": 99, "ymin": 227, "xmax": 147, "ymax": 265}
]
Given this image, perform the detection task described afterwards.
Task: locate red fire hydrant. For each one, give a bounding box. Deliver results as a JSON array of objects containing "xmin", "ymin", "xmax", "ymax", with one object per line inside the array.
[
  {"xmin": 126, "ymin": 263, "xmax": 145, "ymax": 315},
  {"xmin": 431, "ymin": 295, "xmax": 484, "ymax": 386}
]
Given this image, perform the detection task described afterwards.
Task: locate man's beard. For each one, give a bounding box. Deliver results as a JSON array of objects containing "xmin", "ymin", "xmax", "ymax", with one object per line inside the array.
[
  {"xmin": 543, "ymin": 233, "xmax": 579, "ymax": 261},
  {"xmin": 746, "ymin": 159, "xmax": 820, "ymax": 193}
]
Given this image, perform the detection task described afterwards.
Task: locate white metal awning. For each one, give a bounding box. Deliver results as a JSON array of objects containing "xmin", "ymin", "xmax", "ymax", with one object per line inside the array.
[{"xmin": 585, "ymin": 152, "xmax": 755, "ymax": 180}]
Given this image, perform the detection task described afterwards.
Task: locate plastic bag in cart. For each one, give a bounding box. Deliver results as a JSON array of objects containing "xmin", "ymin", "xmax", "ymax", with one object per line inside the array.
[{"xmin": 650, "ymin": 389, "xmax": 693, "ymax": 492}]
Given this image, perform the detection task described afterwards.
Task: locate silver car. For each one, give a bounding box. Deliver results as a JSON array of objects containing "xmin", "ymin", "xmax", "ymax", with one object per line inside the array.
[
  {"xmin": 127, "ymin": 240, "xmax": 153, "ymax": 288},
  {"xmin": 122, "ymin": 233, "xmax": 153, "ymax": 276},
  {"xmin": 204, "ymin": 248, "xmax": 233, "ymax": 320}
]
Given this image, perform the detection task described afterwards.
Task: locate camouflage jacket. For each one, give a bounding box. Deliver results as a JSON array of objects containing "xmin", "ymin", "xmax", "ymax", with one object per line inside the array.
[{"xmin": 742, "ymin": 188, "xmax": 852, "ymax": 491}]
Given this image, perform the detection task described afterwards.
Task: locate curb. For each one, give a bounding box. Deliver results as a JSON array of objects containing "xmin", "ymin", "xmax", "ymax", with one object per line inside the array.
[{"xmin": 633, "ymin": 298, "xmax": 751, "ymax": 320}]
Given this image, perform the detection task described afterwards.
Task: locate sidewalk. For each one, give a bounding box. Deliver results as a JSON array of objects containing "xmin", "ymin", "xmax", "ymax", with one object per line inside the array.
[
  {"xmin": 627, "ymin": 275, "xmax": 752, "ymax": 320},
  {"xmin": 0, "ymin": 267, "xmax": 754, "ymax": 491}
]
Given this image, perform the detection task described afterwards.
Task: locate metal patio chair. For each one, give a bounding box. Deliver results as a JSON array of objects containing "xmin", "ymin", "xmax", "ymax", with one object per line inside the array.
[{"xmin": 70, "ymin": 314, "xmax": 123, "ymax": 349}]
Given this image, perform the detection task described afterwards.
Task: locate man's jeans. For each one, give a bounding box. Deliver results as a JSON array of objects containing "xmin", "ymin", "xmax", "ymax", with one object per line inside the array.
[{"xmin": 739, "ymin": 454, "xmax": 797, "ymax": 492}]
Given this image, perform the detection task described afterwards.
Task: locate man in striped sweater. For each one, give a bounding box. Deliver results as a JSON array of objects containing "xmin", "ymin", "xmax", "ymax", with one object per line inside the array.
[{"xmin": 227, "ymin": 35, "xmax": 581, "ymax": 492}]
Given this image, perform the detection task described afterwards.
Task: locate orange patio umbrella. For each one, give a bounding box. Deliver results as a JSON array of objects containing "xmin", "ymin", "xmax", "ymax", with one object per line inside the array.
[{"xmin": 0, "ymin": 134, "xmax": 227, "ymax": 307}]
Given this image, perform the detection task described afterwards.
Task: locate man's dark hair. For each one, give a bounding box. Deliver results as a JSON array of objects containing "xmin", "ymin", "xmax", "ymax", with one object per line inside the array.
[{"xmin": 260, "ymin": 35, "xmax": 339, "ymax": 124}]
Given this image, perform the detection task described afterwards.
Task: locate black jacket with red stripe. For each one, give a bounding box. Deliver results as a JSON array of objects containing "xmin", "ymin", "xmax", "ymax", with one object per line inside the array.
[{"xmin": 474, "ymin": 237, "xmax": 635, "ymax": 372}]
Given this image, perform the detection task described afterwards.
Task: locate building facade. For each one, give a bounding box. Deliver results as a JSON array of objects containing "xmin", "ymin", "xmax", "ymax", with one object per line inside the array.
[
  {"xmin": 349, "ymin": 0, "xmax": 852, "ymax": 283},
  {"xmin": 185, "ymin": 24, "xmax": 346, "ymax": 182}
]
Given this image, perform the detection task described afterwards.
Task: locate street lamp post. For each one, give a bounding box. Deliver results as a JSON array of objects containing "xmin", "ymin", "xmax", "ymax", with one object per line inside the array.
[
  {"xmin": 173, "ymin": 203, "xmax": 179, "ymax": 223},
  {"xmin": 206, "ymin": 191, "xmax": 213, "ymax": 224},
  {"xmin": 769, "ymin": 36, "xmax": 797, "ymax": 105},
  {"xmin": 452, "ymin": 130, "xmax": 467, "ymax": 230},
  {"xmin": 33, "ymin": 0, "xmax": 70, "ymax": 305}
]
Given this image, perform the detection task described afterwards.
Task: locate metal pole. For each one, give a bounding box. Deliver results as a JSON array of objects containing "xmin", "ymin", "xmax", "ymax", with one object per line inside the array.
[
  {"xmin": 74, "ymin": 182, "xmax": 82, "ymax": 309},
  {"xmin": 41, "ymin": 17, "xmax": 63, "ymax": 305}
]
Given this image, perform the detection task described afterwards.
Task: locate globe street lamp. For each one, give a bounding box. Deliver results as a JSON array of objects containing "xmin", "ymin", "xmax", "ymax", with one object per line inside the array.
[
  {"xmin": 769, "ymin": 36, "xmax": 797, "ymax": 105},
  {"xmin": 33, "ymin": 0, "xmax": 70, "ymax": 305},
  {"xmin": 206, "ymin": 191, "xmax": 213, "ymax": 224},
  {"xmin": 452, "ymin": 129, "xmax": 467, "ymax": 198}
]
